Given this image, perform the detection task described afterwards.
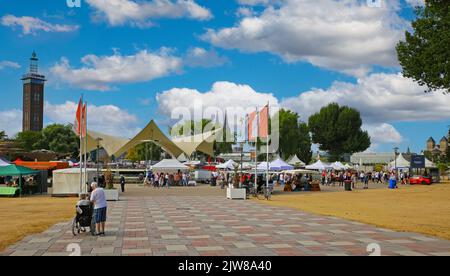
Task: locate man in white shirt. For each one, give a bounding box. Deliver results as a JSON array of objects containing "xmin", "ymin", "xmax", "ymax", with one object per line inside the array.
[{"xmin": 90, "ymin": 182, "xmax": 108, "ymax": 236}]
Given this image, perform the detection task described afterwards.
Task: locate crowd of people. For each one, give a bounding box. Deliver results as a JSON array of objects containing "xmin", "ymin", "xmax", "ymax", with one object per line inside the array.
[{"xmin": 143, "ymin": 170, "xmax": 191, "ymax": 188}]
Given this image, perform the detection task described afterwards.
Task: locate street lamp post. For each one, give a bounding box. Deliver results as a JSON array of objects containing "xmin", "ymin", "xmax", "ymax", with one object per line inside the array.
[
  {"xmin": 96, "ymin": 137, "xmax": 103, "ymax": 184},
  {"xmin": 393, "ymin": 147, "xmax": 399, "ymax": 179}
]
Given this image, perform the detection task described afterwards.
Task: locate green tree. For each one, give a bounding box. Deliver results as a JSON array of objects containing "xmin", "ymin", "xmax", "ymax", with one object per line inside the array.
[
  {"xmin": 15, "ymin": 131, "xmax": 42, "ymax": 152},
  {"xmin": 0, "ymin": 130, "xmax": 7, "ymax": 141},
  {"xmin": 126, "ymin": 147, "xmax": 139, "ymax": 163},
  {"xmin": 34, "ymin": 124, "xmax": 79, "ymax": 157},
  {"xmin": 275, "ymin": 109, "xmax": 312, "ymax": 164},
  {"xmin": 396, "ymin": 1, "xmax": 450, "ymax": 93},
  {"xmin": 308, "ymin": 103, "xmax": 371, "ymax": 161},
  {"xmin": 135, "ymin": 142, "xmax": 163, "ymax": 162},
  {"xmin": 297, "ymin": 121, "xmax": 312, "ymax": 164}
]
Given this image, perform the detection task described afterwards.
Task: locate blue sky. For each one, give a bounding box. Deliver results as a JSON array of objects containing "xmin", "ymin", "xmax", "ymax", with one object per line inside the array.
[{"xmin": 0, "ymin": 0, "xmax": 448, "ymax": 154}]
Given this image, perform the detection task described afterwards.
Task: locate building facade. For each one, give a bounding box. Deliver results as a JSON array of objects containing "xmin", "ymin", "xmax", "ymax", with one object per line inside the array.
[
  {"xmin": 22, "ymin": 52, "xmax": 46, "ymax": 132},
  {"xmin": 426, "ymin": 134, "xmax": 449, "ymax": 157}
]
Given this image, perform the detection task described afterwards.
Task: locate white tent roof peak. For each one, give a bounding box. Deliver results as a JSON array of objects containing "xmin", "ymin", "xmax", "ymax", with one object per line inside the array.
[
  {"xmin": 287, "ymin": 155, "xmax": 305, "ymax": 166},
  {"xmin": 151, "ymin": 159, "xmax": 189, "ymax": 172},
  {"xmin": 305, "ymin": 160, "xmax": 332, "ymax": 171}
]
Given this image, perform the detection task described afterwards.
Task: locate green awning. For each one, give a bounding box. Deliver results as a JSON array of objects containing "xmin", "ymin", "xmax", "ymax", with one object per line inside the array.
[{"xmin": 0, "ymin": 165, "xmax": 38, "ymax": 176}]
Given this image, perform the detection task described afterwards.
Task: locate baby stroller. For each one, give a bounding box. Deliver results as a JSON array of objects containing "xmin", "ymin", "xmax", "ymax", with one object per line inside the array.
[{"xmin": 72, "ymin": 200, "xmax": 96, "ymax": 236}]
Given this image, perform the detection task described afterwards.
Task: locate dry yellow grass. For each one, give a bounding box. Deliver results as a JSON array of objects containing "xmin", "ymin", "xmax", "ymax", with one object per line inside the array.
[
  {"xmin": 258, "ymin": 183, "xmax": 450, "ymax": 240},
  {"xmin": 0, "ymin": 196, "xmax": 76, "ymax": 251}
]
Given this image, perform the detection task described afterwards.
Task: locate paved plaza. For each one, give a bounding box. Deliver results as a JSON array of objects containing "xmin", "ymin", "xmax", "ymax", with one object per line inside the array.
[{"xmin": 2, "ymin": 192, "xmax": 450, "ymax": 256}]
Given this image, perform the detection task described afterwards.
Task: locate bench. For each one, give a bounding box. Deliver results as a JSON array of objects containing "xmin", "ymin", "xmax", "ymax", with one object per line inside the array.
[{"xmin": 0, "ymin": 187, "xmax": 19, "ymax": 197}]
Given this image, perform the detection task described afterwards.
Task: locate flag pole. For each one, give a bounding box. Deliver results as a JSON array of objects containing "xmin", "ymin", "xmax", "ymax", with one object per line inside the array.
[
  {"xmin": 79, "ymin": 95, "xmax": 83, "ymax": 196},
  {"xmin": 266, "ymin": 102, "xmax": 269, "ymax": 193},
  {"xmin": 254, "ymin": 107, "xmax": 259, "ymax": 192},
  {"xmin": 84, "ymin": 102, "xmax": 88, "ymax": 194}
]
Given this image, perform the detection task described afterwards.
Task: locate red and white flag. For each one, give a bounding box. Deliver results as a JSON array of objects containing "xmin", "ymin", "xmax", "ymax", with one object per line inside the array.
[
  {"xmin": 74, "ymin": 98, "xmax": 83, "ymax": 136},
  {"xmin": 259, "ymin": 105, "xmax": 269, "ymax": 138}
]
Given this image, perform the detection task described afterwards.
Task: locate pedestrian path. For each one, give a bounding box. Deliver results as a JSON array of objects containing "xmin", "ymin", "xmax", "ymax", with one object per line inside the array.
[{"xmin": 2, "ymin": 196, "xmax": 450, "ymax": 256}]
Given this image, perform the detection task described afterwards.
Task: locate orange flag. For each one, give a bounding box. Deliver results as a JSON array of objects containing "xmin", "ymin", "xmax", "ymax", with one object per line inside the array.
[
  {"xmin": 74, "ymin": 98, "xmax": 82, "ymax": 136},
  {"xmin": 259, "ymin": 105, "xmax": 269, "ymax": 138},
  {"xmin": 81, "ymin": 104, "xmax": 87, "ymax": 138}
]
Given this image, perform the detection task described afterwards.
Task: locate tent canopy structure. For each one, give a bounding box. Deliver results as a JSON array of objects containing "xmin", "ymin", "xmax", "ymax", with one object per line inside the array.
[
  {"xmin": 114, "ymin": 120, "xmax": 185, "ymax": 159},
  {"xmin": 282, "ymin": 169, "xmax": 321, "ymax": 174},
  {"xmin": 286, "ymin": 155, "xmax": 306, "ymax": 166},
  {"xmin": 257, "ymin": 159, "xmax": 294, "ymax": 171},
  {"xmin": 332, "ymin": 161, "xmax": 346, "ymax": 170},
  {"xmin": 0, "ymin": 164, "xmax": 38, "ymax": 176},
  {"xmin": 216, "ymin": 159, "xmax": 238, "ymax": 170},
  {"xmin": 0, "ymin": 157, "xmax": 10, "ymax": 167},
  {"xmin": 172, "ymin": 128, "xmax": 221, "ymax": 157},
  {"xmin": 269, "ymin": 158, "xmax": 294, "ymax": 171},
  {"xmin": 83, "ymin": 130, "xmax": 129, "ymax": 158},
  {"xmin": 305, "ymin": 160, "xmax": 332, "ymax": 171},
  {"xmin": 389, "ymin": 153, "xmax": 436, "ymax": 169},
  {"xmin": 151, "ymin": 159, "xmax": 189, "ymax": 173}
]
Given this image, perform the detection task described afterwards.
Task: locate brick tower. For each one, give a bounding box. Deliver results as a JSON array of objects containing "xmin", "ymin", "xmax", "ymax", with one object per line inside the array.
[{"xmin": 22, "ymin": 51, "xmax": 46, "ymax": 132}]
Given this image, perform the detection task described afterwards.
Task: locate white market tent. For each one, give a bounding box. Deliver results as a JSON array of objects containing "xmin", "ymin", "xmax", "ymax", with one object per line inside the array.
[
  {"xmin": 281, "ymin": 169, "xmax": 320, "ymax": 175},
  {"xmin": 305, "ymin": 160, "xmax": 332, "ymax": 171},
  {"xmin": 389, "ymin": 154, "xmax": 436, "ymax": 169},
  {"xmin": 52, "ymin": 168, "xmax": 97, "ymax": 196},
  {"xmin": 216, "ymin": 159, "xmax": 238, "ymax": 170},
  {"xmin": 332, "ymin": 161, "xmax": 346, "ymax": 171},
  {"xmin": 270, "ymin": 158, "xmax": 294, "ymax": 171},
  {"xmin": 0, "ymin": 157, "xmax": 10, "ymax": 167},
  {"xmin": 286, "ymin": 155, "xmax": 306, "ymax": 166},
  {"xmin": 257, "ymin": 159, "xmax": 294, "ymax": 171},
  {"xmin": 151, "ymin": 159, "xmax": 189, "ymax": 173}
]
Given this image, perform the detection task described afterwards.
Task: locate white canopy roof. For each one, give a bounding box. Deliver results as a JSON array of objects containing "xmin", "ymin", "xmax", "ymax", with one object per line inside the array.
[
  {"xmin": 332, "ymin": 161, "xmax": 346, "ymax": 170},
  {"xmin": 389, "ymin": 154, "xmax": 436, "ymax": 169},
  {"xmin": 151, "ymin": 159, "xmax": 189, "ymax": 172},
  {"xmin": 0, "ymin": 157, "xmax": 10, "ymax": 167},
  {"xmin": 216, "ymin": 159, "xmax": 238, "ymax": 170},
  {"xmin": 286, "ymin": 155, "xmax": 306, "ymax": 166},
  {"xmin": 305, "ymin": 160, "xmax": 332, "ymax": 171},
  {"xmin": 257, "ymin": 159, "xmax": 294, "ymax": 171}
]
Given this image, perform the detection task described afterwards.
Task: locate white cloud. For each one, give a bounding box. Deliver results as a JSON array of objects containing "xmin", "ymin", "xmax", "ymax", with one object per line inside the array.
[
  {"xmin": 281, "ymin": 73, "xmax": 450, "ymax": 124},
  {"xmin": 44, "ymin": 101, "xmax": 140, "ymax": 138},
  {"xmin": 50, "ymin": 49, "xmax": 183, "ymax": 91},
  {"xmin": 86, "ymin": 0, "xmax": 212, "ymax": 27},
  {"xmin": 203, "ymin": 0, "xmax": 408, "ymax": 77},
  {"xmin": 156, "ymin": 81, "xmax": 279, "ymax": 136},
  {"xmin": 0, "ymin": 109, "xmax": 22, "ymax": 137},
  {"xmin": 1, "ymin": 15, "xmax": 79, "ymax": 35},
  {"xmin": 364, "ymin": 123, "xmax": 403, "ymax": 144},
  {"xmin": 0, "ymin": 61, "xmax": 20, "ymax": 70},
  {"xmin": 184, "ymin": 47, "xmax": 229, "ymax": 68},
  {"xmin": 156, "ymin": 81, "xmax": 279, "ymax": 117}
]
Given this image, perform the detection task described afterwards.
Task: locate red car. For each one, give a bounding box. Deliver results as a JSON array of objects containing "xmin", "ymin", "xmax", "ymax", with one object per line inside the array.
[{"xmin": 409, "ymin": 175, "xmax": 433, "ymax": 185}]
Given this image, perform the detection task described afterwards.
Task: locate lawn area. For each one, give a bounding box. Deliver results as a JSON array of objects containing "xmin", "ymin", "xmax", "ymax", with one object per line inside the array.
[
  {"xmin": 258, "ymin": 183, "xmax": 450, "ymax": 240},
  {"xmin": 0, "ymin": 196, "xmax": 76, "ymax": 251}
]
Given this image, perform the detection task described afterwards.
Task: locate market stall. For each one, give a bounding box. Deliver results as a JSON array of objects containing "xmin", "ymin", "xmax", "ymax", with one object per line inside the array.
[
  {"xmin": 52, "ymin": 168, "xmax": 97, "ymax": 196},
  {"xmin": 151, "ymin": 159, "xmax": 189, "ymax": 173}
]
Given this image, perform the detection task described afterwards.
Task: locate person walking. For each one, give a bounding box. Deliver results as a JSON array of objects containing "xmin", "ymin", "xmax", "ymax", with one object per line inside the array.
[
  {"xmin": 90, "ymin": 182, "xmax": 107, "ymax": 236},
  {"xmin": 364, "ymin": 173, "xmax": 369, "ymax": 189},
  {"xmin": 120, "ymin": 175, "xmax": 126, "ymax": 193}
]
